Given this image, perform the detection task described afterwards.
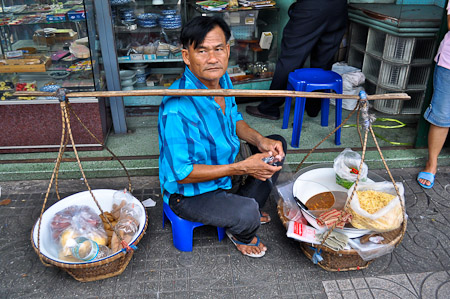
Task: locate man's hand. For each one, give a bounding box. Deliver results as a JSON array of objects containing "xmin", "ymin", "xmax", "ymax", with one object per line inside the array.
[
  {"xmin": 256, "ymin": 137, "xmax": 285, "ymax": 164},
  {"xmin": 238, "ymin": 152, "xmax": 282, "ymax": 181}
]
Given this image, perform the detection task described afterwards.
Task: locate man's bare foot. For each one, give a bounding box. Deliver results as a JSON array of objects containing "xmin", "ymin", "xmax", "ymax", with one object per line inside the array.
[
  {"xmin": 260, "ymin": 211, "xmax": 271, "ymax": 224},
  {"xmin": 234, "ymin": 236, "xmax": 267, "ymax": 256},
  {"xmin": 226, "ymin": 232, "xmax": 267, "ymax": 257}
]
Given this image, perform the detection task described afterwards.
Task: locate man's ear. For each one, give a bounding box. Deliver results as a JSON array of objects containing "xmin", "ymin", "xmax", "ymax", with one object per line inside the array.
[{"xmin": 182, "ymin": 49, "xmax": 190, "ymax": 66}]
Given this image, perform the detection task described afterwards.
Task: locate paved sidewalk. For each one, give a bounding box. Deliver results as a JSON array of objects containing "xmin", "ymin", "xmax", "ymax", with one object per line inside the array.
[{"xmin": 0, "ymin": 166, "xmax": 449, "ymax": 299}]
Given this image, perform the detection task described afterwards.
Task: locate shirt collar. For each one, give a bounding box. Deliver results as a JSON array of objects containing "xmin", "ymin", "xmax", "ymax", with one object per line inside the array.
[{"xmin": 183, "ymin": 66, "xmax": 231, "ymax": 91}]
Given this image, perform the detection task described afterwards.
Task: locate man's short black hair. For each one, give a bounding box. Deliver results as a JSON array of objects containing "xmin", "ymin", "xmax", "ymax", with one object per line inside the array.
[{"xmin": 180, "ymin": 16, "xmax": 231, "ymax": 49}]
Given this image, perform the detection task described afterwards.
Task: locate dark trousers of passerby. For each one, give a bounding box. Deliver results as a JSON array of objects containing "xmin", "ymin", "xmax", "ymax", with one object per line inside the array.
[
  {"xmin": 257, "ymin": 0, "xmax": 348, "ymax": 118},
  {"xmin": 169, "ymin": 135, "xmax": 287, "ymax": 244}
]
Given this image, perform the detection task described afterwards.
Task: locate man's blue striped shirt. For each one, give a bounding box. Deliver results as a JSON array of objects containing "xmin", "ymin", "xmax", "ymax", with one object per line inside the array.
[{"xmin": 158, "ymin": 66, "xmax": 243, "ymax": 203}]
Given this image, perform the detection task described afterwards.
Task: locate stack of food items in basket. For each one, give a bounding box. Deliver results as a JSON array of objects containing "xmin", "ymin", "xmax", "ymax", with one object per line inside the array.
[
  {"xmin": 282, "ymin": 148, "xmax": 405, "ymax": 261},
  {"xmin": 49, "ymin": 189, "xmax": 141, "ymax": 262}
]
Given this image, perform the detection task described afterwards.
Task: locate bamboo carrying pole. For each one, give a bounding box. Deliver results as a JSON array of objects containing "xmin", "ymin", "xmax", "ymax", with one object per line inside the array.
[{"xmin": 13, "ymin": 89, "xmax": 411, "ymax": 101}]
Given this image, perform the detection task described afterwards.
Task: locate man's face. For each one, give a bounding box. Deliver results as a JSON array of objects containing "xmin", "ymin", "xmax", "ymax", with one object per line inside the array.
[{"xmin": 182, "ymin": 26, "xmax": 230, "ymax": 89}]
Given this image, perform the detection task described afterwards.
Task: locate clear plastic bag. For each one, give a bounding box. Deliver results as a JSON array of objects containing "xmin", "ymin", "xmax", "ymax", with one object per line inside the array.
[
  {"xmin": 275, "ymin": 180, "xmax": 307, "ymax": 224},
  {"xmin": 347, "ymin": 181, "xmax": 405, "ymax": 232},
  {"xmin": 110, "ymin": 189, "xmax": 141, "ymax": 253},
  {"xmin": 348, "ymin": 238, "xmax": 395, "ymax": 261},
  {"xmin": 111, "ymin": 189, "xmax": 140, "ymax": 219},
  {"xmin": 333, "ymin": 148, "xmax": 368, "ymax": 189},
  {"xmin": 49, "ymin": 205, "xmax": 108, "ymax": 261}
]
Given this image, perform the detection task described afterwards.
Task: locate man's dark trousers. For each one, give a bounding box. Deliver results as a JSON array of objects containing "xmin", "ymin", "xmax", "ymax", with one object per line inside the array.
[
  {"xmin": 258, "ymin": 0, "xmax": 348, "ymax": 118},
  {"xmin": 169, "ymin": 135, "xmax": 287, "ymax": 244}
]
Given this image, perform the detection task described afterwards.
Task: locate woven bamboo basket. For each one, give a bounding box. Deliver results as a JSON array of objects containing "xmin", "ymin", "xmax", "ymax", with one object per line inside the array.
[
  {"xmin": 31, "ymin": 190, "xmax": 148, "ymax": 282},
  {"xmin": 277, "ymin": 198, "xmax": 405, "ymax": 271}
]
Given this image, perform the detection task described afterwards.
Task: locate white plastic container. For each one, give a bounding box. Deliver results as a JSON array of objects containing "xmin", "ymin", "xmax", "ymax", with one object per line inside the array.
[{"xmin": 32, "ymin": 189, "xmax": 146, "ymax": 265}]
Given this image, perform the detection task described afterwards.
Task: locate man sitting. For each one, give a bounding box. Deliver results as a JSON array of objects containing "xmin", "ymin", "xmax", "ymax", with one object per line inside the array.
[{"xmin": 158, "ymin": 16, "xmax": 287, "ymax": 257}]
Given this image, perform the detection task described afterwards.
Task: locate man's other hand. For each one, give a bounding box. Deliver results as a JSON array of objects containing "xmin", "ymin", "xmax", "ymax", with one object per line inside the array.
[
  {"xmin": 239, "ymin": 152, "xmax": 282, "ymax": 181},
  {"xmin": 256, "ymin": 137, "xmax": 285, "ymax": 162}
]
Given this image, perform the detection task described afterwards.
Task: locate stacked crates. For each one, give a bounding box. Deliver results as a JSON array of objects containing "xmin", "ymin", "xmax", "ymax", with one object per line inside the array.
[{"xmin": 347, "ymin": 22, "xmax": 437, "ymax": 114}]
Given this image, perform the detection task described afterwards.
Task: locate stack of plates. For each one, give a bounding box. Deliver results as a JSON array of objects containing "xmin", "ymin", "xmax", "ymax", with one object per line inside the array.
[
  {"xmin": 137, "ymin": 13, "xmax": 159, "ymax": 28},
  {"xmin": 119, "ymin": 7, "xmax": 135, "ymax": 22},
  {"xmin": 159, "ymin": 13, "xmax": 181, "ymax": 30},
  {"xmin": 119, "ymin": 70, "xmax": 136, "ymax": 90}
]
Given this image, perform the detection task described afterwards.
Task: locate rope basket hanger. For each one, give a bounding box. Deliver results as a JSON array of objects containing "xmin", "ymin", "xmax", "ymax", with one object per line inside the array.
[
  {"xmin": 18, "ymin": 88, "xmax": 409, "ymax": 275},
  {"xmin": 282, "ymin": 90, "xmax": 408, "ymax": 271},
  {"xmin": 30, "ymin": 89, "xmax": 146, "ymax": 282}
]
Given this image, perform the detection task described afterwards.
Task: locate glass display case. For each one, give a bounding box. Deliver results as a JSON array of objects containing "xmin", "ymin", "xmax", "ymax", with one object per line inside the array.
[
  {"xmin": 188, "ymin": 1, "xmax": 279, "ymax": 86},
  {"xmin": 0, "ymin": 0, "xmax": 104, "ymax": 98},
  {"xmin": 110, "ymin": 0, "xmax": 185, "ymax": 100},
  {"xmin": 0, "ymin": 0, "xmax": 109, "ymax": 153}
]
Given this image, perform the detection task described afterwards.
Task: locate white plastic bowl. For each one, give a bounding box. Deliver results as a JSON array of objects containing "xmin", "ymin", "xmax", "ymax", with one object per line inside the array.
[
  {"xmin": 293, "ymin": 168, "xmax": 373, "ymax": 238},
  {"xmin": 32, "ymin": 189, "xmax": 146, "ymax": 265}
]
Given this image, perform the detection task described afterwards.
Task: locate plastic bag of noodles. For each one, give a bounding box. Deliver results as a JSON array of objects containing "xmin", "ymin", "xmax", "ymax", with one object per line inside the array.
[{"xmin": 346, "ymin": 181, "xmax": 405, "ymax": 232}]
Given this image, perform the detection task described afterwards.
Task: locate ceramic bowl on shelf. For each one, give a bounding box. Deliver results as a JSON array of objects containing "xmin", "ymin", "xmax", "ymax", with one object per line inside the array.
[
  {"xmin": 119, "ymin": 70, "xmax": 135, "ymax": 80},
  {"xmin": 121, "ymin": 79, "xmax": 136, "ymax": 87},
  {"xmin": 49, "ymin": 71, "xmax": 70, "ymax": 79}
]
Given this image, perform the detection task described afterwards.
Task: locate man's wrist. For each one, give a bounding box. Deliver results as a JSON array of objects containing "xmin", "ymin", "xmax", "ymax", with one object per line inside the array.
[
  {"xmin": 230, "ymin": 160, "xmax": 246, "ymax": 176},
  {"xmin": 255, "ymin": 135, "xmax": 266, "ymax": 149}
]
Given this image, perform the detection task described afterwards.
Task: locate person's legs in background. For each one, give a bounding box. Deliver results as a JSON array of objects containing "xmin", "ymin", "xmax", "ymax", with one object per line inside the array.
[
  {"xmin": 246, "ymin": 1, "xmax": 325, "ymax": 120},
  {"xmin": 246, "ymin": 0, "xmax": 348, "ymax": 120},
  {"xmin": 418, "ymin": 65, "xmax": 450, "ymax": 188},
  {"xmin": 308, "ymin": 0, "xmax": 348, "ymax": 117},
  {"xmin": 418, "ymin": 124, "xmax": 449, "ymax": 187}
]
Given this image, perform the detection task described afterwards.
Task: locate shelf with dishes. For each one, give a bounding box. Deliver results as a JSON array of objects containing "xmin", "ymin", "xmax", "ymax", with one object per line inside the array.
[
  {"xmin": 112, "ymin": 6, "xmax": 182, "ymax": 30},
  {"xmin": 114, "ymin": 26, "xmax": 182, "ymax": 34},
  {"xmin": 0, "ymin": 69, "xmax": 96, "ymax": 102},
  {"xmin": 118, "ymin": 58, "xmax": 183, "ymax": 63},
  {"xmin": 0, "ymin": 4, "xmax": 86, "ymax": 25},
  {"xmin": 117, "ymin": 65, "xmax": 183, "ymax": 92}
]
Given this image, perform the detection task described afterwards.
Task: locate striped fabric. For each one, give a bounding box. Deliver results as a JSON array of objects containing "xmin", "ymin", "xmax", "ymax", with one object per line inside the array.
[{"xmin": 158, "ymin": 66, "xmax": 244, "ymax": 204}]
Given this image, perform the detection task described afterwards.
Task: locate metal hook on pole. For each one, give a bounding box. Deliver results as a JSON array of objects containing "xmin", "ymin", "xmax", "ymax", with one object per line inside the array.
[
  {"xmin": 359, "ymin": 90, "xmax": 376, "ymax": 131},
  {"xmin": 56, "ymin": 88, "xmax": 67, "ymax": 103}
]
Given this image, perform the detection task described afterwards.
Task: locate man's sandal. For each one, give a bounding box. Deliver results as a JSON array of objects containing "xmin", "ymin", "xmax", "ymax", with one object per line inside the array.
[
  {"xmin": 226, "ymin": 231, "xmax": 266, "ymax": 258},
  {"xmin": 417, "ymin": 171, "xmax": 435, "ymax": 189},
  {"xmin": 260, "ymin": 211, "xmax": 271, "ymax": 224}
]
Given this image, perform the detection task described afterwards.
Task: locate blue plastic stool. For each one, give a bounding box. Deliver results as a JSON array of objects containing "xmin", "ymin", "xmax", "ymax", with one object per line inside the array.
[
  {"xmin": 162, "ymin": 203, "xmax": 226, "ymax": 252},
  {"xmin": 282, "ymin": 68, "xmax": 343, "ymax": 148}
]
